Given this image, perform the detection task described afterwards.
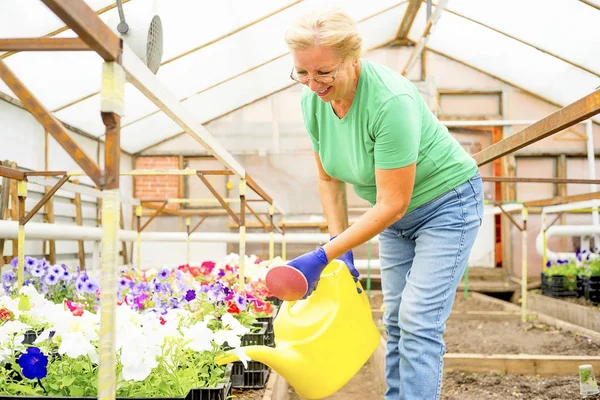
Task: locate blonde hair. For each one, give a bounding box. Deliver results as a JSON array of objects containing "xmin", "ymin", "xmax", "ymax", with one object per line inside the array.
[{"xmin": 284, "ymin": 7, "xmax": 363, "ymax": 60}]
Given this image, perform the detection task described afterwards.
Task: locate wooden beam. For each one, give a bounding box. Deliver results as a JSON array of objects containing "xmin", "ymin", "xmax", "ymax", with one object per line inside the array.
[
  {"xmin": 0, "ymin": 165, "xmax": 25, "ymax": 180},
  {"xmin": 0, "ymin": 38, "xmax": 89, "ymax": 52},
  {"xmin": 524, "ymin": 190, "xmax": 600, "ymax": 208},
  {"xmin": 528, "ymin": 293, "xmax": 600, "ymax": 334},
  {"xmin": 482, "ymin": 176, "xmax": 600, "ymax": 185},
  {"xmin": 245, "ymin": 175, "xmax": 272, "ymax": 204},
  {"xmin": 449, "ymin": 311, "xmax": 521, "ymax": 321},
  {"xmin": 40, "ymin": 0, "xmax": 121, "ymax": 61},
  {"xmin": 102, "ymin": 112, "xmax": 120, "ymax": 190},
  {"xmin": 22, "ymin": 175, "xmax": 69, "ymax": 225},
  {"xmin": 43, "ymin": 186, "xmax": 56, "ymax": 264},
  {"xmin": 444, "ymin": 354, "xmax": 600, "ymax": 376},
  {"xmin": 0, "ymin": 61, "xmax": 103, "ymax": 186},
  {"xmin": 197, "ymin": 173, "xmax": 240, "ymax": 225},
  {"xmin": 73, "ymin": 193, "xmax": 85, "ymax": 268},
  {"xmin": 474, "ymin": 89, "xmax": 600, "ymax": 167},
  {"xmin": 395, "ymin": 0, "xmax": 422, "ymax": 40},
  {"xmin": 140, "ymin": 202, "xmax": 168, "ymax": 232},
  {"xmin": 0, "ymin": 162, "xmax": 10, "ymax": 263}
]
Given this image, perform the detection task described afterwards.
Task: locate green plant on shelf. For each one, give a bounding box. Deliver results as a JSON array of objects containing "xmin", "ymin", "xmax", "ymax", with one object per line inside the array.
[{"xmin": 545, "ymin": 261, "xmax": 579, "ymax": 291}]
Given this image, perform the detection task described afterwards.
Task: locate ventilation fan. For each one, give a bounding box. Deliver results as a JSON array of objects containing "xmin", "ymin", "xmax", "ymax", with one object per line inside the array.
[{"xmin": 108, "ymin": 0, "xmax": 163, "ymax": 74}]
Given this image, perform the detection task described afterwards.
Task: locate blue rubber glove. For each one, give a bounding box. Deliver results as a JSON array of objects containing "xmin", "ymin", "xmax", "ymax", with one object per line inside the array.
[
  {"xmin": 331, "ymin": 235, "xmax": 360, "ymax": 282},
  {"xmin": 287, "ymin": 246, "xmax": 329, "ymax": 298}
]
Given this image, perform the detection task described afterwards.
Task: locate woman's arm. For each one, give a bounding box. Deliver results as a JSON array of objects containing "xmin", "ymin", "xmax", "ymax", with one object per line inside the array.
[
  {"xmin": 314, "ymin": 152, "xmax": 349, "ymax": 237},
  {"xmin": 322, "ymin": 162, "xmax": 416, "ymax": 262}
]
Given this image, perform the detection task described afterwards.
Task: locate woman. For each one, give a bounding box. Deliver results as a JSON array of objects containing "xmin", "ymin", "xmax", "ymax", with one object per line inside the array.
[{"xmin": 280, "ymin": 7, "xmax": 484, "ymax": 400}]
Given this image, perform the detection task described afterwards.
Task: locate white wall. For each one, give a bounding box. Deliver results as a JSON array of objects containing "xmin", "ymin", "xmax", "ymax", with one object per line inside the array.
[{"xmin": 0, "ymin": 98, "xmax": 134, "ymax": 267}]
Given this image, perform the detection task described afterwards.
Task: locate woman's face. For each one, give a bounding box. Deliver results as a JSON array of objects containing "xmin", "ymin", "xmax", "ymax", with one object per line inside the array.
[{"xmin": 292, "ymin": 46, "xmax": 357, "ymax": 103}]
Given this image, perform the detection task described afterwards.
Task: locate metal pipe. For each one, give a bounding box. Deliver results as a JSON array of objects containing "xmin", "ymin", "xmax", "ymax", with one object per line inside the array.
[
  {"xmin": 586, "ymin": 119, "xmax": 600, "ymax": 247},
  {"xmin": 521, "ymin": 208, "xmax": 528, "ymax": 323},
  {"xmin": 536, "ymin": 224, "xmax": 600, "ymax": 261},
  {"xmin": 17, "ymin": 181, "xmax": 26, "ymax": 288}
]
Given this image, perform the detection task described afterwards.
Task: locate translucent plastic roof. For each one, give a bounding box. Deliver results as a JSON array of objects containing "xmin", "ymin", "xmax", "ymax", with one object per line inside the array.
[{"xmin": 1, "ymin": 0, "xmax": 598, "ymax": 154}]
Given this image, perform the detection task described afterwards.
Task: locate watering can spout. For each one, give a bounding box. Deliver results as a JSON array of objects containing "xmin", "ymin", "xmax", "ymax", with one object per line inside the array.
[{"xmin": 216, "ymin": 345, "xmax": 300, "ymax": 375}]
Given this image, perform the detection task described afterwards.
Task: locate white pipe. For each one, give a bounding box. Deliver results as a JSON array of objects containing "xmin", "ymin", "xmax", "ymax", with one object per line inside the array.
[
  {"xmin": 536, "ymin": 224, "xmax": 600, "ymax": 261},
  {"xmin": 586, "ymin": 119, "xmax": 600, "ymax": 247},
  {"xmin": 542, "ymin": 199, "xmax": 600, "ymax": 215}
]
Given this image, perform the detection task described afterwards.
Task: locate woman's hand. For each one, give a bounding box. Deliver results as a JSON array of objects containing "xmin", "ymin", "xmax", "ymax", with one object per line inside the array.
[{"xmin": 286, "ymin": 247, "xmax": 329, "ymax": 298}]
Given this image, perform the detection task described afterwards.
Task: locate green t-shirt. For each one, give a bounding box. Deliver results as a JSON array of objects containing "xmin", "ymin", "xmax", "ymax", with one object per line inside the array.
[{"xmin": 301, "ymin": 58, "xmax": 478, "ymax": 213}]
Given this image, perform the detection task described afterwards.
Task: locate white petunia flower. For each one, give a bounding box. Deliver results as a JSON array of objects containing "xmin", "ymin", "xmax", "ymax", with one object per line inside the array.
[{"xmin": 182, "ymin": 321, "xmax": 214, "ymax": 353}]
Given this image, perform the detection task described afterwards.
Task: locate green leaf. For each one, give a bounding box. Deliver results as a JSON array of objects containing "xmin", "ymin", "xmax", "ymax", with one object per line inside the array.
[
  {"xmin": 70, "ymin": 385, "xmax": 84, "ymax": 397},
  {"xmin": 62, "ymin": 375, "xmax": 75, "ymax": 386}
]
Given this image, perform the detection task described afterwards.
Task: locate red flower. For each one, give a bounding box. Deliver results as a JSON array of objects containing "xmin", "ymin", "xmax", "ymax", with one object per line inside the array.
[
  {"xmin": 227, "ymin": 302, "xmax": 240, "ymax": 314},
  {"xmin": 159, "ymin": 316, "xmax": 167, "ymax": 325},
  {"xmin": 0, "ymin": 308, "xmax": 13, "ymax": 321}
]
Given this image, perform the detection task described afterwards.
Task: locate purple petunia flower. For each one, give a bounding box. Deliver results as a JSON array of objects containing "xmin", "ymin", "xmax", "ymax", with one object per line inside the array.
[
  {"xmin": 44, "ymin": 273, "xmax": 59, "ymax": 286},
  {"xmin": 234, "ymin": 293, "xmax": 247, "ymax": 311},
  {"xmin": 185, "ymin": 289, "xmax": 196, "ymax": 302},
  {"xmin": 9, "ymin": 257, "xmax": 18, "ymax": 268},
  {"xmin": 157, "ymin": 268, "xmax": 170, "ymax": 281},
  {"xmin": 31, "ymin": 267, "xmax": 45, "ymax": 278},
  {"xmin": 85, "ymin": 280, "xmax": 99, "ymax": 294},
  {"xmin": 18, "ymin": 347, "xmax": 48, "ymax": 380},
  {"xmin": 1, "ymin": 270, "xmax": 16, "ymax": 285},
  {"xmin": 50, "ymin": 265, "xmax": 62, "ymax": 276},
  {"xmin": 118, "ymin": 277, "xmax": 131, "ymax": 290}
]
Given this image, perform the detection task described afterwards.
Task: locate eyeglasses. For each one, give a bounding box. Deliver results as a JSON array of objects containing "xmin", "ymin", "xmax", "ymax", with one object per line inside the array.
[{"xmin": 289, "ymin": 62, "xmax": 343, "ymax": 84}]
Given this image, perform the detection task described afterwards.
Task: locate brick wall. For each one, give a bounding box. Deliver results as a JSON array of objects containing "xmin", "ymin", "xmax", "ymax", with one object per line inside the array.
[{"xmin": 134, "ymin": 156, "xmax": 180, "ymax": 210}]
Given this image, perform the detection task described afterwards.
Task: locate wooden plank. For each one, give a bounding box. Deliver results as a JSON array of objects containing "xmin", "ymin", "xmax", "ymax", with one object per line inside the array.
[
  {"xmin": 102, "ymin": 112, "xmax": 120, "ymax": 190},
  {"xmin": 449, "ymin": 311, "xmax": 521, "ymax": 321},
  {"xmin": 261, "ymin": 371, "xmax": 289, "ymax": 400},
  {"xmin": 0, "ymin": 61, "xmax": 103, "ymax": 186},
  {"xmin": 444, "ymin": 354, "xmax": 600, "ymax": 376},
  {"xmin": 0, "ymin": 165, "xmax": 25, "ymax": 180},
  {"xmin": 40, "ymin": 0, "xmax": 120, "ymax": 61},
  {"xmin": 471, "ymin": 292, "xmax": 600, "ymax": 340},
  {"xmin": 482, "ymin": 176, "xmax": 600, "ymax": 184},
  {"xmin": 528, "ymin": 293, "xmax": 600, "ymax": 334},
  {"xmin": 0, "ymin": 38, "xmax": 89, "ymax": 51},
  {"xmin": 524, "ymin": 190, "xmax": 600, "ymax": 207},
  {"xmin": 44, "ymin": 187, "xmax": 56, "ymax": 264},
  {"xmin": 246, "ymin": 174, "xmax": 273, "ymax": 204},
  {"xmin": 73, "ymin": 193, "xmax": 85, "ymax": 268},
  {"xmin": 9, "ymin": 162, "xmax": 18, "ymax": 258},
  {"xmin": 473, "ymin": 89, "xmax": 600, "ymax": 167},
  {"xmin": 457, "ymin": 280, "xmax": 518, "ymax": 293},
  {"xmin": 0, "ymin": 161, "xmax": 10, "ymax": 263},
  {"xmin": 395, "ymin": 0, "xmax": 422, "ymax": 40}
]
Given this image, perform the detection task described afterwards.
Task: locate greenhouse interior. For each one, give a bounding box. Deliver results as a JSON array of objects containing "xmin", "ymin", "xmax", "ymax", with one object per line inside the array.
[{"xmin": 1, "ymin": 0, "xmax": 600, "ymax": 399}]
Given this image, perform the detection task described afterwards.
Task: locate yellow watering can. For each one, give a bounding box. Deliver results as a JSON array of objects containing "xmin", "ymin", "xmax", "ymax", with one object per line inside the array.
[{"xmin": 217, "ymin": 260, "xmax": 381, "ymax": 399}]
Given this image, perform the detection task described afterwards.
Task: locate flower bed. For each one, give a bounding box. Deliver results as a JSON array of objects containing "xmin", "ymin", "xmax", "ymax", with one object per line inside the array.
[{"xmin": 0, "ymin": 253, "xmax": 283, "ymax": 397}]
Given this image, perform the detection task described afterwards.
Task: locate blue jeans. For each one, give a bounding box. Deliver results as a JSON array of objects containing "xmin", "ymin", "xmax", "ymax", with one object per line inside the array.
[{"xmin": 379, "ymin": 172, "xmax": 483, "ymax": 400}]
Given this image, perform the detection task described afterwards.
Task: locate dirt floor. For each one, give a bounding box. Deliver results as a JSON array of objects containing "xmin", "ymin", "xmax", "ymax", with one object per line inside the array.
[
  {"xmin": 442, "ymin": 371, "xmax": 600, "ymax": 400},
  {"xmin": 445, "ymin": 319, "xmax": 600, "ymax": 355},
  {"xmin": 231, "ymin": 388, "xmax": 265, "ymax": 400},
  {"xmin": 286, "ymin": 363, "xmax": 600, "ymax": 400}
]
